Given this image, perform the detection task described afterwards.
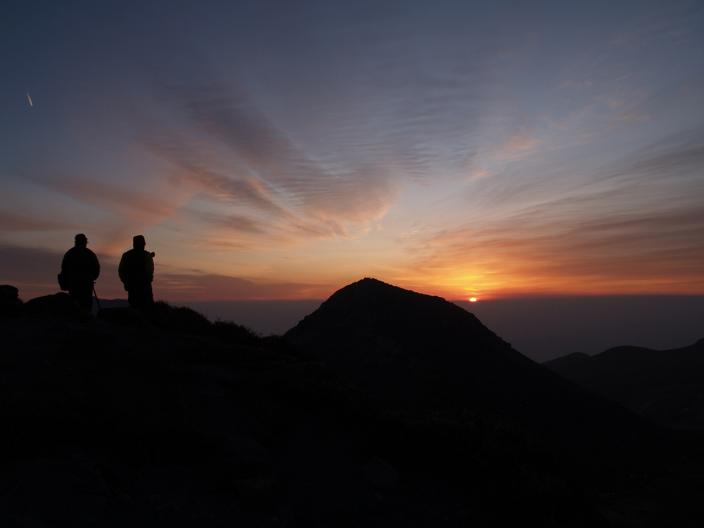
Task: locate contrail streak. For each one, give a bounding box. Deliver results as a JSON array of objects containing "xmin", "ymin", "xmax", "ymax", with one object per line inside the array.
[{"xmin": 26, "ymin": 93, "xmax": 33, "ymax": 107}]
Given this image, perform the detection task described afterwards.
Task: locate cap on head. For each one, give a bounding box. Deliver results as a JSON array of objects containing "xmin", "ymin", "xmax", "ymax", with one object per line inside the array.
[
  {"xmin": 74, "ymin": 233, "xmax": 88, "ymax": 246},
  {"xmin": 133, "ymin": 235, "xmax": 146, "ymax": 249}
]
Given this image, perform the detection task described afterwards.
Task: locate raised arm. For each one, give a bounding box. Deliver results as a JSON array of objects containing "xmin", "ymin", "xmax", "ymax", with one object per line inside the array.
[
  {"xmin": 92, "ymin": 251, "xmax": 101, "ymax": 280},
  {"xmin": 146, "ymin": 253, "xmax": 154, "ymax": 283},
  {"xmin": 118, "ymin": 254, "xmax": 127, "ymax": 284}
]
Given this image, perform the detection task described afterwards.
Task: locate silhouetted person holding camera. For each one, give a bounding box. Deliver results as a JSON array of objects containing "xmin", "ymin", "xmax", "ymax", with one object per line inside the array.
[
  {"xmin": 119, "ymin": 235, "xmax": 155, "ymax": 308},
  {"xmin": 59, "ymin": 233, "xmax": 100, "ymax": 311}
]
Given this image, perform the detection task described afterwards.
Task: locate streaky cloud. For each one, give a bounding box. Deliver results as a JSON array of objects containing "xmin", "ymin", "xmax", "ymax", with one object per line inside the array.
[
  {"xmin": 153, "ymin": 272, "xmax": 323, "ymax": 301},
  {"xmin": 145, "ymin": 82, "xmax": 399, "ymax": 239},
  {"xmin": 0, "ymin": 210, "xmax": 75, "ymax": 232}
]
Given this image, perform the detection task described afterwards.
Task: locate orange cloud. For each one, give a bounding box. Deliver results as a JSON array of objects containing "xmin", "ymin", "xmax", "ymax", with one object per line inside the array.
[
  {"xmin": 502, "ymin": 134, "xmax": 542, "ymax": 155},
  {"xmin": 30, "ymin": 174, "xmax": 193, "ymax": 256},
  {"xmin": 157, "ymin": 272, "xmax": 325, "ymax": 301},
  {"xmin": 393, "ymin": 200, "xmax": 704, "ymax": 300},
  {"xmin": 0, "ymin": 211, "xmax": 76, "ymax": 232}
]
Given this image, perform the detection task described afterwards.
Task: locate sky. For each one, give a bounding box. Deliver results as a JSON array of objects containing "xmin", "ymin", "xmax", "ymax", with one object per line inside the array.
[{"xmin": 2, "ymin": 0, "xmax": 704, "ymax": 303}]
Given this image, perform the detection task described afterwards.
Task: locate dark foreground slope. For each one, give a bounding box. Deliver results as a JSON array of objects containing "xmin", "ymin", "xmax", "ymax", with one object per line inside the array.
[
  {"xmin": 0, "ymin": 294, "xmax": 606, "ymax": 527},
  {"xmin": 545, "ymin": 339, "xmax": 704, "ymax": 430},
  {"xmin": 1, "ymin": 286, "xmax": 704, "ymax": 527}
]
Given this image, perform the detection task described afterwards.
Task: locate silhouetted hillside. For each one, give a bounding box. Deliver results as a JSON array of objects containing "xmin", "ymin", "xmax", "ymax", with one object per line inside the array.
[
  {"xmin": 545, "ymin": 339, "xmax": 704, "ymax": 429},
  {"xmin": 2, "ymin": 283, "xmax": 704, "ymax": 527}
]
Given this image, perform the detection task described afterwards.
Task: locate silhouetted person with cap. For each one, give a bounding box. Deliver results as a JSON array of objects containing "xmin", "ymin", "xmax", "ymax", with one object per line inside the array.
[
  {"xmin": 60, "ymin": 233, "xmax": 100, "ymax": 311},
  {"xmin": 119, "ymin": 235, "xmax": 155, "ymax": 308}
]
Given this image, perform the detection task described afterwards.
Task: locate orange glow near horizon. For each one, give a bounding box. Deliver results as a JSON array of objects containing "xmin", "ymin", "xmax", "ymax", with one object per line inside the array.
[
  {"xmin": 2, "ymin": 2, "xmax": 704, "ymax": 307},
  {"xmin": 387, "ymin": 265, "xmax": 704, "ymax": 304}
]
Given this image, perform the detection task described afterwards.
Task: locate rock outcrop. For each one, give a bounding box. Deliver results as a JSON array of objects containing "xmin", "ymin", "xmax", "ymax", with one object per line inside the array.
[
  {"xmin": 23, "ymin": 292, "xmax": 83, "ymax": 318},
  {"xmin": 0, "ymin": 284, "xmax": 22, "ymax": 316}
]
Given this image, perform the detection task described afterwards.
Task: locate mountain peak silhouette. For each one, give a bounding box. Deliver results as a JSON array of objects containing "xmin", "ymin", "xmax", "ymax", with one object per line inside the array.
[
  {"xmin": 326, "ymin": 276, "xmax": 445, "ymax": 303},
  {"xmin": 320, "ymin": 277, "xmax": 452, "ymax": 316},
  {"xmin": 287, "ymin": 277, "xmax": 515, "ymax": 372},
  {"xmin": 286, "ymin": 278, "xmax": 651, "ymax": 448}
]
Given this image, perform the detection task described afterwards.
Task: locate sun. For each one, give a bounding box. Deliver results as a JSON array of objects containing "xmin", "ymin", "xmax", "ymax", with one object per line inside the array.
[{"xmin": 469, "ymin": 297, "xmax": 478, "ymax": 303}]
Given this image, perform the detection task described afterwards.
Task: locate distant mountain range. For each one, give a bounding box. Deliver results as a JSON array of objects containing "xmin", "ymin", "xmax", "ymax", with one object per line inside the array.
[{"xmin": 545, "ymin": 339, "xmax": 704, "ymax": 430}]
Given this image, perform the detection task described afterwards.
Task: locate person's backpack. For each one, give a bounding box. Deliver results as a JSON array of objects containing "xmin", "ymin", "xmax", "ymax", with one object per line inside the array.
[{"xmin": 57, "ymin": 272, "xmax": 69, "ymax": 291}]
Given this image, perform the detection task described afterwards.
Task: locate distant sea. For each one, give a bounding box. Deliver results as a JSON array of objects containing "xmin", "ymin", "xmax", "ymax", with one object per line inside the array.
[
  {"xmin": 182, "ymin": 296, "xmax": 704, "ymax": 363},
  {"xmin": 185, "ymin": 300, "xmax": 322, "ymax": 336}
]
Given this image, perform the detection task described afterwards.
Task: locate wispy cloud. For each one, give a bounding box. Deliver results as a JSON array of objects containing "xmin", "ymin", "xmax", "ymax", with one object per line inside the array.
[
  {"xmin": 400, "ymin": 192, "xmax": 704, "ymax": 297},
  {"xmin": 147, "ymin": 140, "xmax": 287, "ymax": 216},
  {"xmin": 397, "ymin": 123, "xmax": 704, "ymax": 297},
  {"xmin": 158, "ymin": 272, "xmax": 323, "ymax": 301},
  {"xmin": 608, "ymin": 136, "xmax": 704, "ymax": 183},
  {"xmin": 463, "ymin": 130, "xmax": 543, "ymax": 184},
  {"xmin": 0, "ymin": 210, "xmax": 75, "ymax": 232},
  {"xmin": 25, "ymin": 174, "xmax": 193, "ymax": 254},
  {"xmin": 499, "ymin": 133, "xmax": 542, "ymax": 157},
  {"xmin": 189, "ymin": 210, "xmax": 269, "ymax": 236},
  {"xmin": 35, "ymin": 176, "xmax": 187, "ymax": 222},
  {"xmin": 145, "ymin": 83, "xmax": 400, "ymax": 239}
]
